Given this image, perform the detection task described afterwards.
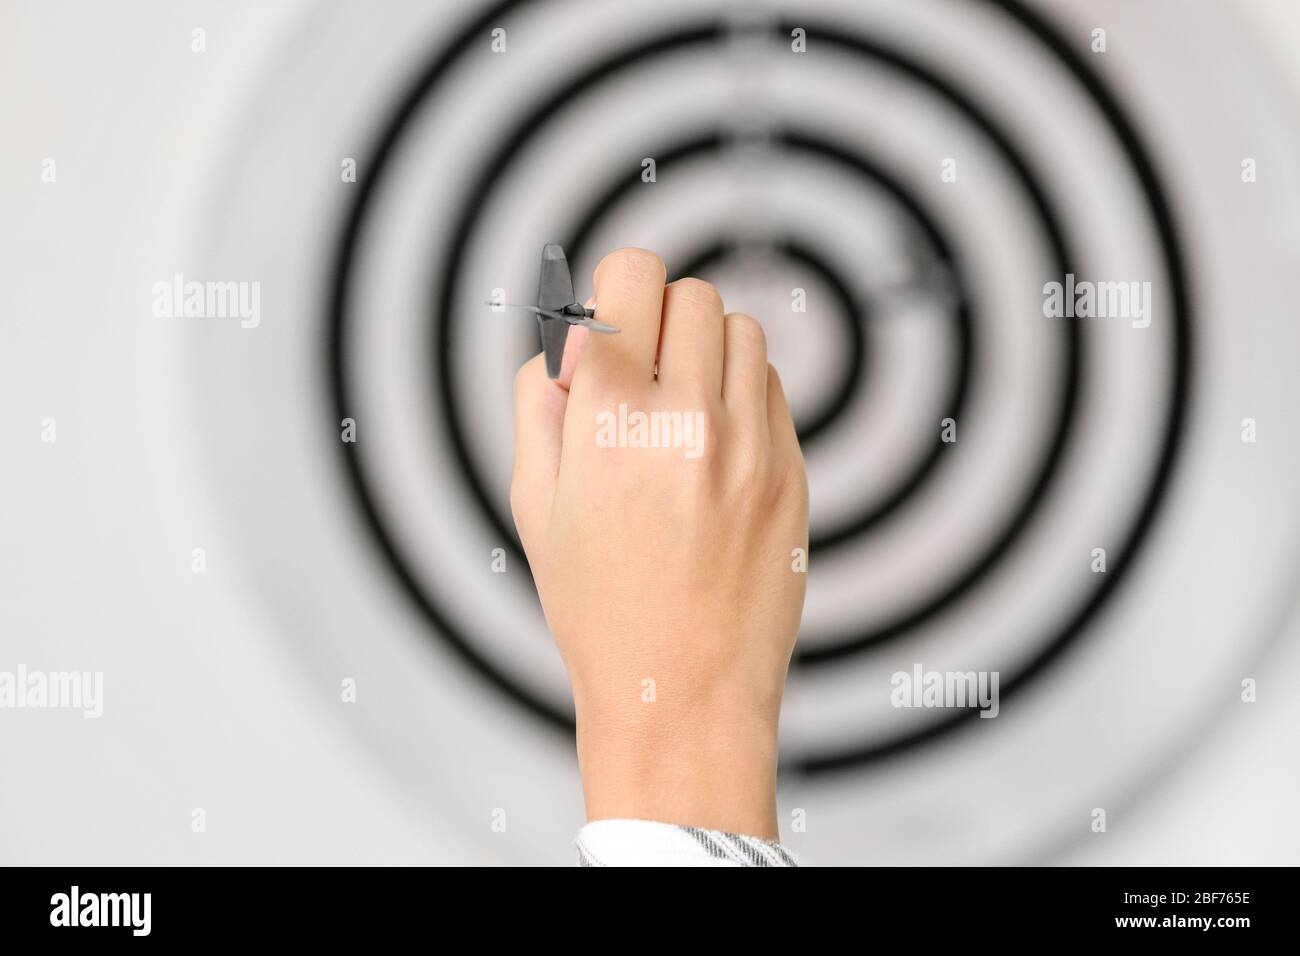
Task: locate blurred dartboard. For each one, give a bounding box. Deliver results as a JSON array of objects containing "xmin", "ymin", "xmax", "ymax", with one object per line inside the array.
[{"xmin": 177, "ymin": 0, "xmax": 1300, "ymax": 863}]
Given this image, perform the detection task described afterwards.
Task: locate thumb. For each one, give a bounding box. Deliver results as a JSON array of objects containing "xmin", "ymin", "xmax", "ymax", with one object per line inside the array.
[
  {"xmin": 510, "ymin": 320, "xmax": 589, "ymax": 537},
  {"xmin": 556, "ymin": 298, "xmax": 594, "ymax": 389}
]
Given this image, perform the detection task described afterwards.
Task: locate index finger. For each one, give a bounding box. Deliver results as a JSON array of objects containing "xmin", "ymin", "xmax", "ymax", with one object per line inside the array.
[{"xmin": 570, "ymin": 247, "xmax": 666, "ymax": 396}]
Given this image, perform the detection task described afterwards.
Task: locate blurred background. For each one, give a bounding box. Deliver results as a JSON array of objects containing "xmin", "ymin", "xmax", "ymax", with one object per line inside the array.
[{"xmin": 2, "ymin": 0, "xmax": 1299, "ymax": 865}]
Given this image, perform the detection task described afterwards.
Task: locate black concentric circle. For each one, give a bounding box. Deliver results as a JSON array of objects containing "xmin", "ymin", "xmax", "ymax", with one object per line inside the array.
[{"xmin": 326, "ymin": 0, "xmax": 1193, "ymax": 774}]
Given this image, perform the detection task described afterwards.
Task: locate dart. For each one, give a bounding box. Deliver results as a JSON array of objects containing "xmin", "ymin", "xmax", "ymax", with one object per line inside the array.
[{"xmin": 487, "ymin": 243, "xmax": 619, "ymax": 379}]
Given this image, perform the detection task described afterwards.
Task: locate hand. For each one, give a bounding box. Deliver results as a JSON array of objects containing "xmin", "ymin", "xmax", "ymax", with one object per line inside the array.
[{"xmin": 510, "ymin": 248, "xmax": 808, "ymax": 840}]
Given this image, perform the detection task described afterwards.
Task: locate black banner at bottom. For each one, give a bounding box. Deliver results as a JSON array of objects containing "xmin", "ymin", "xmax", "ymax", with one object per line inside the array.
[{"xmin": 0, "ymin": 865, "xmax": 1279, "ymax": 941}]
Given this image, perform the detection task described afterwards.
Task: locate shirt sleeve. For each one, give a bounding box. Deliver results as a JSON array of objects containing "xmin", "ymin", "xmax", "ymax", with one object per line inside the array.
[{"xmin": 575, "ymin": 819, "xmax": 801, "ymax": 867}]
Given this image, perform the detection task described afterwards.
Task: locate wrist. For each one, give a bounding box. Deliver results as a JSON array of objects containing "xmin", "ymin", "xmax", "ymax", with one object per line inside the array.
[{"xmin": 574, "ymin": 698, "xmax": 781, "ymax": 840}]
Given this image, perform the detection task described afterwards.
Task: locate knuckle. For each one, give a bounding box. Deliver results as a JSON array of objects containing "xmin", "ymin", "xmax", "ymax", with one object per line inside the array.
[
  {"xmin": 726, "ymin": 312, "xmax": 767, "ymax": 352},
  {"xmin": 595, "ymin": 247, "xmax": 667, "ymax": 285},
  {"xmin": 667, "ymin": 277, "xmax": 723, "ymax": 312}
]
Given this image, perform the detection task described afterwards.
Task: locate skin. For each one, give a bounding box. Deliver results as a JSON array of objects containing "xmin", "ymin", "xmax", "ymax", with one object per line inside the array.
[{"xmin": 511, "ymin": 247, "xmax": 808, "ymax": 840}]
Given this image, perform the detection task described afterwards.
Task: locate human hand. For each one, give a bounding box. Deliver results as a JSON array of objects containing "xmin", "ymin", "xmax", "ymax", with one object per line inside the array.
[{"xmin": 510, "ymin": 248, "xmax": 808, "ymax": 840}]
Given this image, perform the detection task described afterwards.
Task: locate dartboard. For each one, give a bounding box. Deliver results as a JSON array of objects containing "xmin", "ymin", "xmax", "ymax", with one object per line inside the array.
[{"xmin": 181, "ymin": 0, "xmax": 1300, "ymax": 863}]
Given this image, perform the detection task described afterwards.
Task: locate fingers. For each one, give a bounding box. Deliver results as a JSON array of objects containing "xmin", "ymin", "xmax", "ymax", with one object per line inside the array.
[
  {"xmin": 722, "ymin": 312, "xmax": 769, "ymax": 438},
  {"xmin": 657, "ymin": 278, "xmax": 725, "ymax": 397},
  {"xmin": 766, "ymin": 362, "xmax": 799, "ymax": 452},
  {"xmin": 572, "ymin": 248, "xmax": 666, "ymax": 392},
  {"xmin": 541, "ymin": 253, "xmax": 786, "ymax": 453},
  {"xmin": 511, "ymin": 352, "xmax": 569, "ymax": 533}
]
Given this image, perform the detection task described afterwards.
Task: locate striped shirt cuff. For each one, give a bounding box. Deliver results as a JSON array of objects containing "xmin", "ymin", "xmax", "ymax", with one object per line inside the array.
[{"xmin": 576, "ymin": 819, "xmax": 800, "ymax": 867}]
